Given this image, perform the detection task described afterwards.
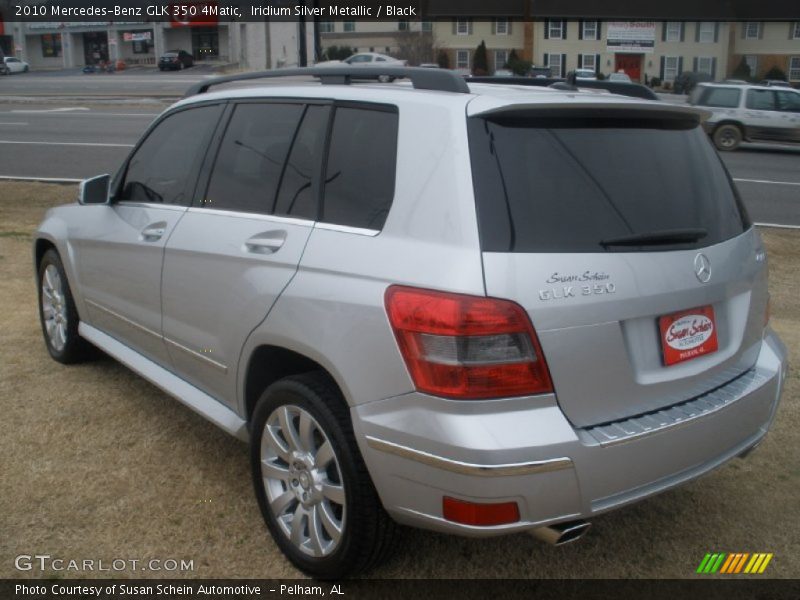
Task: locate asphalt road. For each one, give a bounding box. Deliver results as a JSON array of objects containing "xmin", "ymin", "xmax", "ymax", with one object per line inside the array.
[{"xmin": 0, "ymin": 83, "xmax": 798, "ymax": 226}]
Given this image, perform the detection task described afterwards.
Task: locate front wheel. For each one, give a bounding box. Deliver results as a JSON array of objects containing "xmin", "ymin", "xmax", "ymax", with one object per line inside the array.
[
  {"xmin": 250, "ymin": 372, "xmax": 396, "ymax": 578},
  {"xmin": 713, "ymin": 124, "xmax": 743, "ymax": 151},
  {"xmin": 38, "ymin": 249, "xmax": 93, "ymax": 363}
]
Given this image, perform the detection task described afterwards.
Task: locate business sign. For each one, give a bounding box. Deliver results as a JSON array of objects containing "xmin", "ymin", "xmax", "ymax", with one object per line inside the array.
[
  {"xmin": 123, "ymin": 31, "xmax": 152, "ymax": 42},
  {"xmin": 606, "ymin": 21, "xmax": 656, "ymax": 54}
]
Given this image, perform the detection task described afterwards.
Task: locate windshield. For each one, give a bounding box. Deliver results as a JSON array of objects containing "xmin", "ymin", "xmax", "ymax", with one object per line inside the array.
[{"xmin": 467, "ymin": 113, "xmax": 750, "ymax": 253}]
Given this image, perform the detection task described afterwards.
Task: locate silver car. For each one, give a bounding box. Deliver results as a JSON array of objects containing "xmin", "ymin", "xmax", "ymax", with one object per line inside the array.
[
  {"xmin": 34, "ymin": 67, "xmax": 788, "ymax": 578},
  {"xmin": 691, "ymin": 82, "xmax": 800, "ymax": 150}
]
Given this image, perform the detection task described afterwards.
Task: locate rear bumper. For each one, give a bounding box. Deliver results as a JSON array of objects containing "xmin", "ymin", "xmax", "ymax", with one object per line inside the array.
[{"xmin": 352, "ymin": 330, "xmax": 787, "ymax": 536}]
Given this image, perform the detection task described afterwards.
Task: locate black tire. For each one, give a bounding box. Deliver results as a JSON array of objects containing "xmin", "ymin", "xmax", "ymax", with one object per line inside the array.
[
  {"xmin": 37, "ymin": 249, "xmax": 93, "ymax": 364},
  {"xmin": 250, "ymin": 372, "xmax": 396, "ymax": 578},
  {"xmin": 713, "ymin": 124, "xmax": 743, "ymax": 151}
]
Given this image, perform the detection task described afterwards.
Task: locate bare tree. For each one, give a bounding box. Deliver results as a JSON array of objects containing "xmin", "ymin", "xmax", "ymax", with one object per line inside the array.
[{"xmin": 393, "ymin": 30, "xmax": 435, "ymax": 66}]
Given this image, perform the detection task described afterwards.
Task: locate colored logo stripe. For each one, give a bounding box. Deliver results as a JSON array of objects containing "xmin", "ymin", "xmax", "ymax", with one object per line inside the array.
[{"xmin": 697, "ymin": 553, "xmax": 773, "ymax": 574}]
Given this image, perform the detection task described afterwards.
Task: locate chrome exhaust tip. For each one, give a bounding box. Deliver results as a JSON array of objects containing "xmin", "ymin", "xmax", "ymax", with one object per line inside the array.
[{"xmin": 530, "ymin": 520, "xmax": 591, "ymax": 546}]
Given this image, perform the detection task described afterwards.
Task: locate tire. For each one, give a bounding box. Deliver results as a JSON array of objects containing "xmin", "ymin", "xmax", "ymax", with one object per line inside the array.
[
  {"xmin": 37, "ymin": 249, "xmax": 93, "ymax": 364},
  {"xmin": 250, "ymin": 372, "xmax": 396, "ymax": 578},
  {"xmin": 713, "ymin": 124, "xmax": 743, "ymax": 151}
]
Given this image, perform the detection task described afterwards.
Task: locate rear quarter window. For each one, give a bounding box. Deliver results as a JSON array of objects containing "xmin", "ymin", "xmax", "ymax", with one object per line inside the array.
[{"xmin": 697, "ymin": 87, "xmax": 742, "ymax": 108}]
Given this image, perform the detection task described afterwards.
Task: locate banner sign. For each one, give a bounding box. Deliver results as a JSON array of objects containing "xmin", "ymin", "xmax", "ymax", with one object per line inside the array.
[{"xmin": 606, "ymin": 21, "xmax": 656, "ymax": 53}]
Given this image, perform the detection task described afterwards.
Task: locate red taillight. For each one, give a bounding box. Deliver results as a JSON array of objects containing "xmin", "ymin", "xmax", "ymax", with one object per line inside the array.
[
  {"xmin": 443, "ymin": 497, "xmax": 520, "ymax": 526},
  {"xmin": 384, "ymin": 285, "xmax": 553, "ymax": 399}
]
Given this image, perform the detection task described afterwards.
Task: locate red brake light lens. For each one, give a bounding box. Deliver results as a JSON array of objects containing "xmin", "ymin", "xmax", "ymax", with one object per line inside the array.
[{"xmin": 384, "ymin": 286, "xmax": 553, "ymax": 399}]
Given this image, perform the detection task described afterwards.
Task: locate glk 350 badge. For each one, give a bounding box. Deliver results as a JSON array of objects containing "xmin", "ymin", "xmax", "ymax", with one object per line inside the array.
[{"xmin": 539, "ymin": 272, "xmax": 616, "ymax": 301}]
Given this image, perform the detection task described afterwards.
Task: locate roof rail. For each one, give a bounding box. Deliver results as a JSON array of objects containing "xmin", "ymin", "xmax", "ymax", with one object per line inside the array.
[{"xmin": 184, "ymin": 66, "xmax": 471, "ymax": 98}]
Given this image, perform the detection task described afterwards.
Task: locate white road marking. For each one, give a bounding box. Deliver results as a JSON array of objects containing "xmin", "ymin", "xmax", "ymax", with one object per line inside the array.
[
  {"xmin": 0, "ymin": 176, "xmax": 83, "ymax": 183},
  {"xmin": 10, "ymin": 107, "xmax": 90, "ymax": 113},
  {"xmin": 734, "ymin": 178, "xmax": 800, "ymax": 187},
  {"xmin": 0, "ymin": 122, "xmax": 29, "ymax": 126},
  {"xmin": 0, "ymin": 140, "xmax": 134, "ymax": 147},
  {"xmin": 754, "ymin": 222, "xmax": 800, "ymax": 230}
]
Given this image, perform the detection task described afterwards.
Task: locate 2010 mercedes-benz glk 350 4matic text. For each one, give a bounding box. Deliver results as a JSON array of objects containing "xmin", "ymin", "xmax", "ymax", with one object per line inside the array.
[{"xmin": 34, "ymin": 67, "xmax": 788, "ymax": 578}]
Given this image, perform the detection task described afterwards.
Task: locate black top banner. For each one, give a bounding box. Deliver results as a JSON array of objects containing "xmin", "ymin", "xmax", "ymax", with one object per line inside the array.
[{"xmin": 1, "ymin": 0, "xmax": 799, "ymax": 23}]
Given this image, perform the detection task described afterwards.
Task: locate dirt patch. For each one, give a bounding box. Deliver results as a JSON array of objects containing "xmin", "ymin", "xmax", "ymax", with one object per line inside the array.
[{"xmin": 1, "ymin": 182, "xmax": 798, "ymax": 579}]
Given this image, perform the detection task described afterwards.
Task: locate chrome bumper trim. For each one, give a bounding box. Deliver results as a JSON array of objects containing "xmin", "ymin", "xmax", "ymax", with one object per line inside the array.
[{"xmin": 365, "ymin": 436, "xmax": 573, "ymax": 477}]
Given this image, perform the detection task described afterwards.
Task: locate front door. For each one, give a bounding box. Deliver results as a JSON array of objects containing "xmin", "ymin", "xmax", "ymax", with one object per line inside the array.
[
  {"xmin": 161, "ymin": 102, "xmax": 330, "ymax": 408},
  {"xmin": 614, "ymin": 54, "xmax": 642, "ymax": 82},
  {"xmin": 77, "ymin": 103, "xmax": 224, "ymax": 367}
]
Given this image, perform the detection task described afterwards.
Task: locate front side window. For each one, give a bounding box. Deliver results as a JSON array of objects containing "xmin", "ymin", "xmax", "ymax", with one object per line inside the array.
[
  {"xmin": 697, "ymin": 22, "xmax": 715, "ymax": 43},
  {"xmin": 746, "ymin": 89, "xmax": 777, "ymax": 111},
  {"xmin": 582, "ymin": 21, "xmax": 598, "ymax": 40},
  {"xmin": 119, "ymin": 104, "xmax": 223, "ymax": 206},
  {"xmin": 665, "ymin": 22, "xmax": 682, "ymax": 42},
  {"xmin": 322, "ymin": 106, "xmax": 398, "ymax": 230},
  {"xmin": 204, "ymin": 103, "xmax": 305, "ymax": 214}
]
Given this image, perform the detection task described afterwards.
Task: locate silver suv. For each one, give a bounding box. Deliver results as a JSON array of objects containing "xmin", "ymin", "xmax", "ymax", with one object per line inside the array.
[
  {"xmin": 691, "ymin": 82, "xmax": 800, "ymax": 150},
  {"xmin": 34, "ymin": 67, "xmax": 788, "ymax": 578}
]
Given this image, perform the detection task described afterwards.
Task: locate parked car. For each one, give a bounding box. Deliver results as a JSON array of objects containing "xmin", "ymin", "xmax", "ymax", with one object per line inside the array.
[
  {"xmin": 608, "ymin": 72, "xmax": 632, "ymax": 83},
  {"xmin": 759, "ymin": 79, "xmax": 793, "ymax": 88},
  {"xmin": 574, "ymin": 68, "xmax": 597, "ymax": 80},
  {"xmin": 317, "ymin": 52, "xmax": 407, "ymax": 68},
  {"xmin": 528, "ymin": 65, "xmax": 552, "ymax": 78},
  {"xmin": 159, "ymin": 50, "xmax": 193, "ymax": 71},
  {"xmin": 672, "ymin": 71, "xmax": 713, "ymax": 94},
  {"xmin": 3, "ymin": 56, "xmax": 30, "ymax": 74},
  {"xmin": 690, "ymin": 82, "xmax": 800, "ymax": 150},
  {"xmin": 34, "ymin": 66, "xmax": 787, "ymax": 578}
]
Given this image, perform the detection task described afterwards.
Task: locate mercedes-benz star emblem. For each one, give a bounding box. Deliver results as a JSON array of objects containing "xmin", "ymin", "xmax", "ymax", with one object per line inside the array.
[{"xmin": 694, "ymin": 253, "xmax": 711, "ymax": 283}]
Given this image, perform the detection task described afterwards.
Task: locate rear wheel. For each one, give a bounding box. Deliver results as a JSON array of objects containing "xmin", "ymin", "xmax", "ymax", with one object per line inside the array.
[
  {"xmin": 713, "ymin": 124, "xmax": 743, "ymax": 151},
  {"xmin": 250, "ymin": 372, "xmax": 396, "ymax": 578},
  {"xmin": 38, "ymin": 249, "xmax": 92, "ymax": 364}
]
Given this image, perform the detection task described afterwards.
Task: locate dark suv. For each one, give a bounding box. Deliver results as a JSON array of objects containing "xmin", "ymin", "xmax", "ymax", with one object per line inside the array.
[{"xmin": 159, "ymin": 50, "xmax": 194, "ymax": 71}]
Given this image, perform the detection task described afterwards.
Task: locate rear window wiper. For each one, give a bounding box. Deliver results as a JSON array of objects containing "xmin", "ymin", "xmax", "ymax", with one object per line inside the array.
[{"xmin": 600, "ymin": 228, "xmax": 708, "ymax": 248}]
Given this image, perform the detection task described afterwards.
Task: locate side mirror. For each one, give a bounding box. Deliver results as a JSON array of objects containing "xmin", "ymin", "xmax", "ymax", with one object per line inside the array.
[{"xmin": 79, "ymin": 174, "xmax": 111, "ymax": 205}]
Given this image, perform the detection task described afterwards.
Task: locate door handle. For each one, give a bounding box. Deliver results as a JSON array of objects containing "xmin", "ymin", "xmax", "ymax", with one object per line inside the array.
[
  {"xmin": 140, "ymin": 222, "xmax": 167, "ymax": 241},
  {"xmin": 245, "ymin": 231, "xmax": 286, "ymax": 255}
]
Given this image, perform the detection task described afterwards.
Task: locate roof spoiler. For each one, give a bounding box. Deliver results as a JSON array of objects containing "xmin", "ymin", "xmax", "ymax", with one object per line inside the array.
[{"xmin": 184, "ymin": 66, "xmax": 471, "ymax": 97}]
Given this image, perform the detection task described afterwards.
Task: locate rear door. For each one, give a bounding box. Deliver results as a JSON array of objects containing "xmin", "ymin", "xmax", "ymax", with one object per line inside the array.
[
  {"xmin": 76, "ymin": 103, "xmax": 223, "ymax": 366},
  {"xmin": 160, "ymin": 101, "xmax": 329, "ymax": 408},
  {"xmin": 467, "ymin": 105, "xmax": 765, "ymax": 428},
  {"xmin": 743, "ymin": 88, "xmax": 784, "ymax": 141},
  {"xmin": 774, "ymin": 90, "xmax": 800, "ymax": 143}
]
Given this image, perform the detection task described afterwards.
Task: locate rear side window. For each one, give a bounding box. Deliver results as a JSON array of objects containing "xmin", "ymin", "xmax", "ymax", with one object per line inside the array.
[
  {"xmin": 468, "ymin": 114, "xmax": 750, "ymax": 253},
  {"xmin": 119, "ymin": 104, "xmax": 222, "ymax": 206},
  {"xmin": 746, "ymin": 89, "xmax": 776, "ymax": 110},
  {"xmin": 321, "ymin": 106, "xmax": 398, "ymax": 230},
  {"xmin": 775, "ymin": 91, "xmax": 800, "ymax": 112},
  {"xmin": 698, "ymin": 87, "xmax": 741, "ymax": 108},
  {"xmin": 204, "ymin": 103, "xmax": 304, "ymax": 214}
]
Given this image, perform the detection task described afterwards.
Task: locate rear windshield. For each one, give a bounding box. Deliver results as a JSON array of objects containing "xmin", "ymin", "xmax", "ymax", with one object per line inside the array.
[{"xmin": 468, "ymin": 114, "xmax": 750, "ymax": 253}]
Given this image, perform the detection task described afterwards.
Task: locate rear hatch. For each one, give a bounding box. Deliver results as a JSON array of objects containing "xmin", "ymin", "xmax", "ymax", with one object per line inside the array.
[{"xmin": 467, "ymin": 98, "xmax": 768, "ymax": 428}]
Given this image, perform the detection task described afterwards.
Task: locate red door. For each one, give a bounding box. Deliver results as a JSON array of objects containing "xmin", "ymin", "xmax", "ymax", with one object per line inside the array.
[{"xmin": 614, "ymin": 54, "xmax": 642, "ymax": 82}]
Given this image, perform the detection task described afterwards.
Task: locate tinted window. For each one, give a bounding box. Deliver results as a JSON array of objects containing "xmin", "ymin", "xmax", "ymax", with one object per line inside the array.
[
  {"xmin": 746, "ymin": 89, "xmax": 777, "ymax": 110},
  {"xmin": 699, "ymin": 87, "xmax": 741, "ymax": 108},
  {"xmin": 468, "ymin": 115, "xmax": 749, "ymax": 253},
  {"xmin": 776, "ymin": 91, "xmax": 800, "ymax": 112},
  {"xmin": 205, "ymin": 103, "xmax": 304, "ymax": 214},
  {"xmin": 119, "ymin": 105, "xmax": 222, "ymax": 205},
  {"xmin": 273, "ymin": 105, "xmax": 330, "ymax": 219},
  {"xmin": 322, "ymin": 106, "xmax": 398, "ymax": 230}
]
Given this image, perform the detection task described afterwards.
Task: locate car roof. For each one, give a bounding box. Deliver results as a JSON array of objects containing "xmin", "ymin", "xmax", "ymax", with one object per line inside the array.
[
  {"xmin": 174, "ymin": 78, "xmax": 704, "ymax": 121},
  {"xmin": 698, "ymin": 82, "xmax": 799, "ymax": 92}
]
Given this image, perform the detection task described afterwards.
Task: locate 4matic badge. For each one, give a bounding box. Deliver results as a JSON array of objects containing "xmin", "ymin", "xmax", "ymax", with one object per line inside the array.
[{"xmin": 539, "ymin": 271, "xmax": 616, "ymax": 301}]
